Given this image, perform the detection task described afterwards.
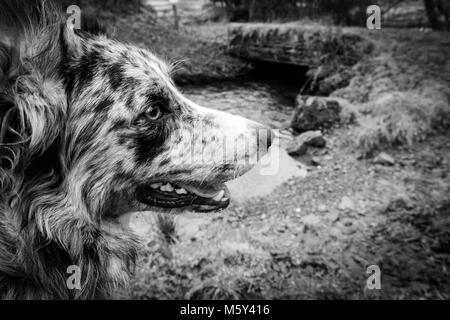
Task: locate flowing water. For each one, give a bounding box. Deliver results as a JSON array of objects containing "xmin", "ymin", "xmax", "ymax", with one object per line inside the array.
[{"xmin": 181, "ymin": 78, "xmax": 299, "ymax": 129}]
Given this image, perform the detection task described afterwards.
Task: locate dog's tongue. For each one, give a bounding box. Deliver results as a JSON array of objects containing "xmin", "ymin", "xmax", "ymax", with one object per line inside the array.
[{"xmin": 181, "ymin": 183, "xmax": 227, "ymax": 198}]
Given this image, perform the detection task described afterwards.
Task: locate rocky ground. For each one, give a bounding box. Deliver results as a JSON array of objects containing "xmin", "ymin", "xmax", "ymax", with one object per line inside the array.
[{"xmin": 107, "ymin": 9, "xmax": 450, "ymax": 300}]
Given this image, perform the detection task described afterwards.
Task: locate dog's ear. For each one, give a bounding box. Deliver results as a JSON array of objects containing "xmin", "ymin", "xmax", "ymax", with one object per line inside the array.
[
  {"xmin": 0, "ymin": 17, "xmax": 89, "ymax": 158},
  {"xmin": 1, "ymin": 41, "xmax": 26, "ymax": 176},
  {"xmin": 0, "ymin": 0, "xmax": 100, "ymax": 158},
  {"xmin": 13, "ymin": 61, "xmax": 67, "ymax": 157},
  {"xmin": 6, "ymin": 45, "xmax": 67, "ymax": 157}
]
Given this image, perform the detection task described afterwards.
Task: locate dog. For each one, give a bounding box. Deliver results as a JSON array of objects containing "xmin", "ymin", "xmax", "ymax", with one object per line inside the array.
[{"xmin": 0, "ymin": 0, "xmax": 273, "ymax": 299}]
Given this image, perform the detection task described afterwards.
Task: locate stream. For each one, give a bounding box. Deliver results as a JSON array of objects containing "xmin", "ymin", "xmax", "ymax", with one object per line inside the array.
[{"xmin": 181, "ymin": 78, "xmax": 298, "ymax": 129}]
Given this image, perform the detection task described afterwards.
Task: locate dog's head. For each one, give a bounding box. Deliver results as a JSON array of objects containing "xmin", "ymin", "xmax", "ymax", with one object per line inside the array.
[
  {"xmin": 62, "ymin": 34, "xmax": 273, "ymax": 215},
  {"xmin": 0, "ymin": 2, "xmax": 272, "ymax": 242}
]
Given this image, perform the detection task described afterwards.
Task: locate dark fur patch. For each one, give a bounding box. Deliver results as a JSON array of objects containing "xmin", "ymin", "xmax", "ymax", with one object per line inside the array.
[
  {"xmin": 76, "ymin": 50, "xmax": 103, "ymax": 90},
  {"xmin": 77, "ymin": 11, "xmax": 107, "ymax": 36},
  {"xmin": 123, "ymin": 77, "xmax": 139, "ymax": 91},
  {"xmin": 133, "ymin": 125, "xmax": 169, "ymax": 165},
  {"xmin": 158, "ymin": 158, "xmax": 170, "ymax": 167},
  {"xmin": 129, "ymin": 115, "xmax": 174, "ymax": 165},
  {"xmin": 107, "ymin": 63, "xmax": 125, "ymax": 90},
  {"xmin": 109, "ymin": 119, "xmax": 128, "ymax": 132},
  {"xmin": 125, "ymin": 94, "xmax": 135, "ymax": 111},
  {"xmin": 167, "ymin": 169, "xmax": 195, "ymax": 176},
  {"xmin": 93, "ymin": 98, "xmax": 113, "ymax": 114},
  {"xmin": 145, "ymin": 90, "xmax": 172, "ymax": 114},
  {"xmin": 63, "ymin": 49, "xmax": 106, "ymax": 98}
]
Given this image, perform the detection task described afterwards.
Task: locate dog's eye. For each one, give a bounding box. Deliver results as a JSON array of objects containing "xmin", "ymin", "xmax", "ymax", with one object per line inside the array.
[{"xmin": 147, "ymin": 105, "xmax": 162, "ymax": 120}]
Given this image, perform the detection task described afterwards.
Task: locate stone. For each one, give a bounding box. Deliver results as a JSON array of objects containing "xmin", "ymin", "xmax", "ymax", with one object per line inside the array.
[
  {"xmin": 327, "ymin": 210, "xmax": 339, "ymax": 222},
  {"xmin": 288, "ymin": 143, "xmax": 307, "ymax": 157},
  {"xmin": 317, "ymin": 204, "xmax": 328, "ymax": 213},
  {"xmin": 311, "ymin": 157, "xmax": 322, "ymax": 166},
  {"xmin": 291, "ymin": 96, "xmax": 356, "ymax": 133},
  {"xmin": 291, "ymin": 95, "xmax": 341, "ymax": 133},
  {"xmin": 285, "ymin": 130, "xmax": 326, "ymax": 156},
  {"xmin": 338, "ymin": 196, "xmax": 355, "ymax": 211},
  {"xmin": 301, "ymin": 214, "xmax": 321, "ymax": 228},
  {"xmin": 275, "ymin": 128, "xmax": 296, "ymax": 150},
  {"xmin": 291, "ymin": 96, "xmax": 341, "ymax": 133},
  {"xmin": 373, "ymin": 152, "xmax": 396, "ymax": 166}
]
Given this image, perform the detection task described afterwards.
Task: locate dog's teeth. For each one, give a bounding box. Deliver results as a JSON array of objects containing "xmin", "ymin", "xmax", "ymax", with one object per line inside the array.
[
  {"xmin": 213, "ymin": 190, "xmax": 225, "ymax": 201},
  {"xmin": 221, "ymin": 197, "xmax": 229, "ymax": 202},
  {"xmin": 160, "ymin": 183, "xmax": 174, "ymax": 192},
  {"xmin": 150, "ymin": 183, "xmax": 162, "ymax": 189},
  {"xmin": 175, "ymin": 188, "xmax": 188, "ymax": 194}
]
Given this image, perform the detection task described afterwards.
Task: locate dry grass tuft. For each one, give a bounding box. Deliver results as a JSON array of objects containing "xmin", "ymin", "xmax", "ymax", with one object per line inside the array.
[
  {"xmin": 156, "ymin": 213, "xmax": 178, "ymax": 244},
  {"xmin": 353, "ymin": 88, "xmax": 450, "ymax": 157},
  {"xmin": 185, "ymin": 282, "xmax": 240, "ymax": 300}
]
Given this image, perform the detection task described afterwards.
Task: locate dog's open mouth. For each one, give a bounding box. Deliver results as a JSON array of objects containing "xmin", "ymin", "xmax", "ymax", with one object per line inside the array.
[{"xmin": 136, "ymin": 181, "xmax": 231, "ymax": 213}]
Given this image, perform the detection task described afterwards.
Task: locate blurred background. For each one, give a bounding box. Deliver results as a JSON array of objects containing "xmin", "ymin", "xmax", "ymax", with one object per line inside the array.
[{"xmin": 60, "ymin": 0, "xmax": 449, "ymax": 299}]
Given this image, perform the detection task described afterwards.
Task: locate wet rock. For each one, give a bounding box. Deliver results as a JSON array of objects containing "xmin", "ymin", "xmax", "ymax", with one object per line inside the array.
[
  {"xmin": 286, "ymin": 130, "xmax": 326, "ymax": 156},
  {"xmin": 276, "ymin": 128, "xmax": 296, "ymax": 150},
  {"xmin": 311, "ymin": 156, "xmax": 322, "ymax": 166},
  {"xmin": 303, "ymin": 131, "xmax": 327, "ymax": 148},
  {"xmin": 291, "ymin": 96, "xmax": 354, "ymax": 133},
  {"xmin": 373, "ymin": 152, "xmax": 396, "ymax": 166},
  {"xmin": 327, "ymin": 210, "xmax": 340, "ymax": 223},
  {"xmin": 338, "ymin": 196, "xmax": 355, "ymax": 211}
]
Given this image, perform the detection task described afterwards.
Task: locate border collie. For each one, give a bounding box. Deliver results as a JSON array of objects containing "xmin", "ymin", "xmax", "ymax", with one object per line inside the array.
[{"xmin": 0, "ymin": 0, "xmax": 272, "ymax": 299}]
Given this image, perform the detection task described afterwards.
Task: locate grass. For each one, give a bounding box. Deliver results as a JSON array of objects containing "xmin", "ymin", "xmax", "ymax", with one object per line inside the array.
[
  {"xmin": 354, "ymin": 88, "xmax": 450, "ymax": 157},
  {"xmin": 330, "ymin": 30, "xmax": 450, "ymax": 157}
]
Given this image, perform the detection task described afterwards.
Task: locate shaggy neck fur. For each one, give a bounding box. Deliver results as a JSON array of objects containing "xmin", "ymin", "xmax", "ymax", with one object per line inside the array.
[{"xmin": 0, "ymin": 0, "xmax": 139, "ymax": 299}]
